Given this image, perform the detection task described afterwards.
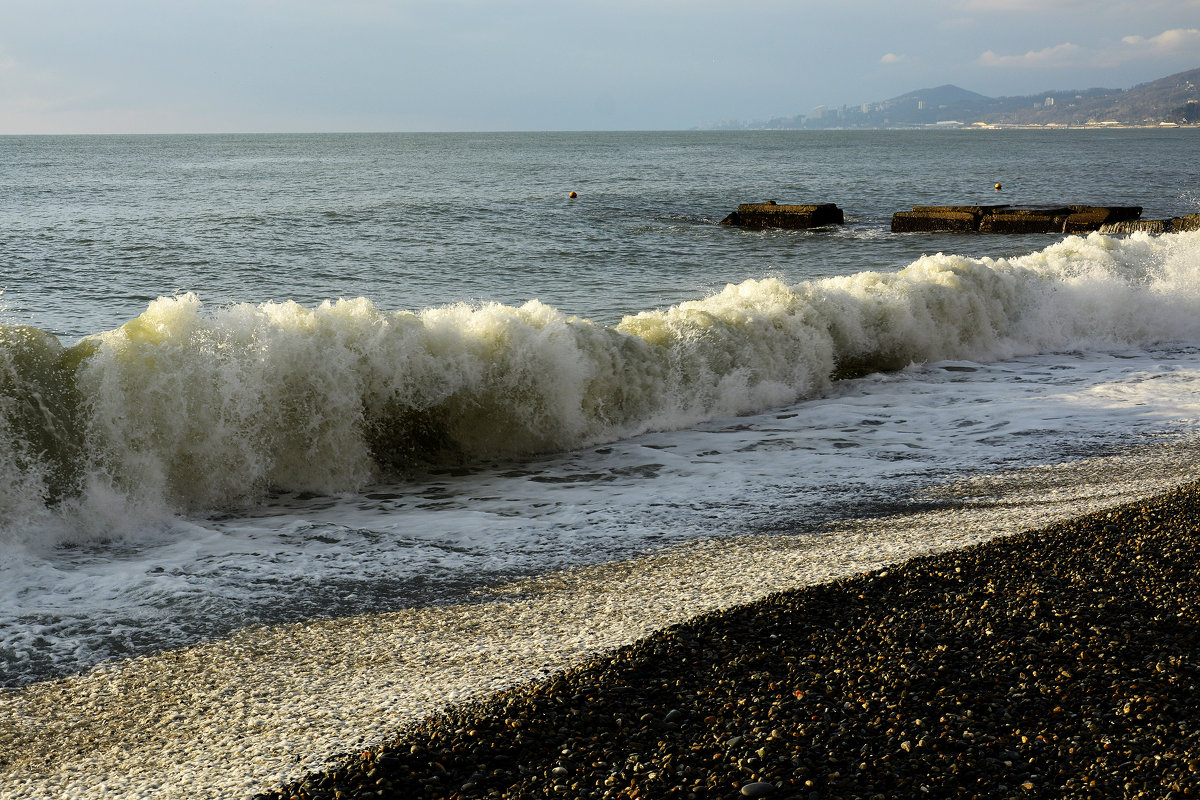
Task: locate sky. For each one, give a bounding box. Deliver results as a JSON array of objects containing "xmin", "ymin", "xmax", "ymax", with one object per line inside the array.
[{"xmin": 0, "ymin": 0, "xmax": 1198, "ymax": 133}]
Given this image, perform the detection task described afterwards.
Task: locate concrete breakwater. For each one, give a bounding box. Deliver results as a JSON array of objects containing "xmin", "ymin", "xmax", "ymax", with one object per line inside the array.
[
  {"xmin": 719, "ymin": 201, "xmax": 1200, "ymax": 234},
  {"xmin": 890, "ymin": 205, "xmax": 1144, "ymax": 234},
  {"xmin": 1098, "ymin": 213, "xmax": 1200, "ymax": 234},
  {"xmin": 719, "ymin": 201, "xmax": 844, "ymax": 229}
]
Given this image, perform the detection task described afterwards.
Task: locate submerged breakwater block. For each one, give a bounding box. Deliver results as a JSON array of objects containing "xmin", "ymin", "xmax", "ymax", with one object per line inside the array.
[
  {"xmin": 889, "ymin": 211, "xmax": 980, "ymax": 232},
  {"xmin": 1170, "ymin": 213, "xmax": 1200, "ymax": 232},
  {"xmin": 890, "ymin": 205, "xmax": 1006, "ymax": 233},
  {"xmin": 720, "ymin": 201, "xmax": 844, "ymax": 229},
  {"xmin": 911, "ymin": 205, "xmax": 1009, "ymax": 215},
  {"xmin": 890, "ymin": 205, "xmax": 1002, "ymax": 232},
  {"xmin": 1064, "ymin": 205, "xmax": 1142, "ymax": 233},
  {"xmin": 1098, "ymin": 213, "xmax": 1199, "ymax": 234},
  {"xmin": 1099, "ymin": 219, "xmax": 1168, "ymax": 234},
  {"xmin": 979, "ymin": 207, "xmax": 1073, "ymax": 234},
  {"xmin": 892, "ymin": 204, "xmax": 1144, "ymax": 234}
]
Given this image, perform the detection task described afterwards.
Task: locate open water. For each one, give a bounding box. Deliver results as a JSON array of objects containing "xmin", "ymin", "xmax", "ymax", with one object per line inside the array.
[{"xmin": 2, "ymin": 129, "xmax": 1200, "ymax": 797}]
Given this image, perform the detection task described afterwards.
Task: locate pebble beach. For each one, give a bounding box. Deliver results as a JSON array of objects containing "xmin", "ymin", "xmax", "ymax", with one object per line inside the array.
[
  {"xmin": 262, "ymin": 481, "xmax": 1200, "ymax": 800},
  {"xmin": 4, "ymin": 131, "xmax": 1200, "ymax": 800},
  {"xmin": 3, "ymin": 446, "xmax": 1198, "ymax": 800}
]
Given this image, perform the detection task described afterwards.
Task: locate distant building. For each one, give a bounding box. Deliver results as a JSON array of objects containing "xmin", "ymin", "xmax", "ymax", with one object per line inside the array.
[{"xmin": 1044, "ymin": 97, "xmax": 1055, "ymax": 107}]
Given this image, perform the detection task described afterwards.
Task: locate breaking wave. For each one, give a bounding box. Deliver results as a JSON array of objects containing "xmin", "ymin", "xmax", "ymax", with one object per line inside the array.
[{"xmin": 3, "ymin": 231, "xmax": 1199, "ymax": 535}]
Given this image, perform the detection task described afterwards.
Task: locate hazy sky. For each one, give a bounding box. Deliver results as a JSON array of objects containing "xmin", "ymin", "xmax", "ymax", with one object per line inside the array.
[{"xmin": 1, "ymin": 0, "xmax": 1198, "ymax": 133}]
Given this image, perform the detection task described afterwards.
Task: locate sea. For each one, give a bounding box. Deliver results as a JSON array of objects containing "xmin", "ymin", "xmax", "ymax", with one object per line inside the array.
[{"xmin": 2, "ymin": 129, "xmax": 1199, "ymax": 798}]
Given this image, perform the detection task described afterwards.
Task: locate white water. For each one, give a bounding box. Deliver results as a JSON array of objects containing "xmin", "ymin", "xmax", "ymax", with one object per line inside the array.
[
  {"xmin": 2, "ymin": 231, "xmax": 1200, "ymax": 797},
  {"xmin": 2, "ymin": 231, "xmax": 1200, "ymax": 684},
  {"xmin": 2, "ymin": 430, "xmax": 1197, "ymax": 800},
  {"xmin": 3, "ymin": 231, "xmax": 1198, "ymax": 527}
]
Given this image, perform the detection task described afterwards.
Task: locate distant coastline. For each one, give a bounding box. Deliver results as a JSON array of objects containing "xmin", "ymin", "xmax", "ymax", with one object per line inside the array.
[
  {"xmin": 966, "ymin": 122, "xmax": 1199, "ymax": 130},
  {"xmin": 730, "ymin": 121, "xmax": 1200, "ymax": 131},
  {"xmin": 701, "ymin": 66, "xmax": 1200, "ymax": 131},
  {"xmin": 900, "ymin": 121, "xmax": 1197, "ymax": 130}
]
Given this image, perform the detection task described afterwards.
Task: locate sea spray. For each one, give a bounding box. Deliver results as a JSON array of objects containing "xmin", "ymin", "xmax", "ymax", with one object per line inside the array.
[{"xmin": 1, "ymin": 231, "xmax": 1198, "ymax": 529}]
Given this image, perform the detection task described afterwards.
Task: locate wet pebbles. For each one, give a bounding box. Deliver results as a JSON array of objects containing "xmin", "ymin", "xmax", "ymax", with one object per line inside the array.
[{"xmin": 260, "ymin": 483, "xmax": 1200, "ymax": 800}]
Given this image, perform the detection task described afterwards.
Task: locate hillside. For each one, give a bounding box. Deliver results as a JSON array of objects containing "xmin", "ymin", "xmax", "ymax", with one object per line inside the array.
[
  {"xmin": 985, "ymin": 68, "xmax": 1200, "ymax": 125},
  {"xmin": 709, "ymin": 67, "xmax": 1200, "ymax": 129}
]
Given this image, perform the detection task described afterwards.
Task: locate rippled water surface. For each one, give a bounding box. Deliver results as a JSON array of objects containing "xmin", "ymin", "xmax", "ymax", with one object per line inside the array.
[
  {"xmin": 4, "ymin": 129, "xmax": 1197, "ymax": 338},
  {"xmin": 2, "ymin": 129, "xmax": 1199, "ymax": 690}
]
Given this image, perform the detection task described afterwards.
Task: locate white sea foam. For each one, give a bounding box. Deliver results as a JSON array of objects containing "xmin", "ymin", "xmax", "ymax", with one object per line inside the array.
[
  {"xmin": 2, "ymin": 435, "xmax": 1197, "ymax": 800},
  {"xmin": 2, "ymin": 232, "xmax": 1200, "ymax": 796},
  {"xmin": 0, "ymin": 232, "xmax": 1198, "ymax": 688},
  {"xmin": 3, "ymin": 340, "xmax": 1200, "ymax": 689},
  {"xmin": 6, "ymin": 128, "xmax": 1200, "ymax": 797},
  {"xmin": 1, "ymin": 231, "xmax": 1197, "ymax": 533}
]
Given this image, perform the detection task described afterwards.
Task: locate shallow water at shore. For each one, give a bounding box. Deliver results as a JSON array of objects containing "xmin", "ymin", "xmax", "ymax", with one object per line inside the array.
[
  {"xmin": 3, "ymin": 434, "xmax": 1200, "ymax": 799},
  {"xmin": 3, "ymin": 130, "xmax": 1200, "ymax": 798},
  {"xmin": 262, "ymin": 478, "xmax": 1200, "ymax": 800},
  {"xmin": 5, "ymin": 339, "xmax": 1200, "ymax": 690}
]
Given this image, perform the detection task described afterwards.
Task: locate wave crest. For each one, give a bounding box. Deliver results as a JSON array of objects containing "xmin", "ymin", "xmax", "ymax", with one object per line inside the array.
[{"xmin": 3, "ymin": 231, "xmax": 1198, "ymax": 528}]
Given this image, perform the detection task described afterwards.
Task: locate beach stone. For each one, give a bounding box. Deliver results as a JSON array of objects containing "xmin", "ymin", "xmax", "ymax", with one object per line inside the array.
[{"xmin": 741, "ymin": 781, "xmax": 776, "ymax": 797}]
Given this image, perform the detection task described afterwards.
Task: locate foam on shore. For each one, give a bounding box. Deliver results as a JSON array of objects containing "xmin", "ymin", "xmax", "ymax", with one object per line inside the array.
[
  {"xmin": 268, "ymin": 480, "xmax": 1200, "ymax": 799},
  {"xmin": 2, "ymin": 438, "xmax": 1197, "ymax": 799}
]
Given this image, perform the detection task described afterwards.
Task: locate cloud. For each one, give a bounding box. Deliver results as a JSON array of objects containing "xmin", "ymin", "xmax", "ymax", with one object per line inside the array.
[
  {"xmin": 1121, "ymin": 28, "xmax": 1200, "ymax": 54},
  {"xmin": 976, "ymin": 26, "xmax": 1199, "ymax": 74},
  {"xmin": 955, "ymin": 0, "xmax": 1146, "ymax": 11},
  {"xmin": 977, "ymin": 42, "xmax": 1082, "ymax": 68},
  {"xmin": 880, "ymin": 52, "xmax": 906, "ymax": 64}
]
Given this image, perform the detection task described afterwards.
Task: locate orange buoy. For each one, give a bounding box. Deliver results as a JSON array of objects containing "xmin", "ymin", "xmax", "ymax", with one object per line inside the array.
[
  {"xmin": 568, "ymin": 191, "xmax": 577, "ymax": 199},
  {"xmin": 994, "ymin": 183, "xmax": 1002, "ymax": 191}
]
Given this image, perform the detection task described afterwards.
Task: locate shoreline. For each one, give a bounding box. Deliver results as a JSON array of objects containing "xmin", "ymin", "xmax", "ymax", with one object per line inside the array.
[
  {"xmin": 3, "ymin": 442, "xmax": 1199, "ymax": 799},
  {"xmin": 703, "ymin": 123, "xmax": 1200, "ymax": 132},
  {"xmin": 262, "ymin": 482, "xmax": 1200, "ymax": 800}
]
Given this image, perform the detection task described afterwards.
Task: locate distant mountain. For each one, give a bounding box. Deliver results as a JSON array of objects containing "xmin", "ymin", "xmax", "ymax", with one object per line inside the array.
[
  {"xmin": 888, "ymin": 84, "xmax": 993, "ymax": 108},
  {"xmin": 702, "ymin": 67, "xmax": 1200, "ymax": 129},
  {"xmin": 983, "ymin": 67, "xmax": 1200, "ymax": 126}
]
